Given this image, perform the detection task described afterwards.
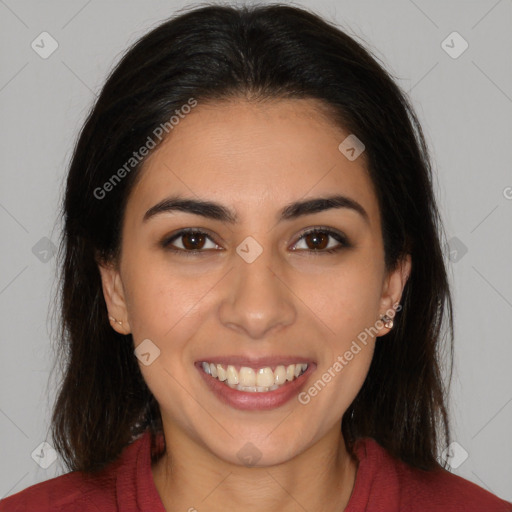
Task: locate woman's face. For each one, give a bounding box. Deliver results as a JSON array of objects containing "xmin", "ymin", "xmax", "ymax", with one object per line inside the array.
[{"xmin": 99, "ymin": 98, "xmax": 410, "ymax": 466}]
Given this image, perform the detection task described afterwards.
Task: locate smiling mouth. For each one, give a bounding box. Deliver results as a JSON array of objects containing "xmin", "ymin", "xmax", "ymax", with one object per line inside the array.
[{"xmin": 199, "ymin": 361, "xmax": 309, "ymax": 393}]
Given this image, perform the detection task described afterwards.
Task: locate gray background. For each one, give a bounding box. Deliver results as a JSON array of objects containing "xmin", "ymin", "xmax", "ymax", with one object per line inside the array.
[{"xmin": 1, "ymin": 0, "xmax": 511, "ymax": 503}]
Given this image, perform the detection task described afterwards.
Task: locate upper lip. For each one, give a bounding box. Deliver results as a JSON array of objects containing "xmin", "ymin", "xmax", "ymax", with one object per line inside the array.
[{"xmin": 195, "ymin": 355, "xmax": 315, "ymax": 368}]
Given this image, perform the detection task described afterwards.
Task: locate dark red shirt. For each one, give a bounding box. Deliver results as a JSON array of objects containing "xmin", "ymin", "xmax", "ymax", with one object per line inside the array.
[{"xmin": 1, "ymin": 430, "xmax": 510, "ymax": 511}]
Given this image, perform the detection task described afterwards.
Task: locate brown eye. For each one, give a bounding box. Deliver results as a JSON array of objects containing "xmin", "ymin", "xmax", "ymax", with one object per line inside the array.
[
  {"xmin": 181, "ymin": 231, "xmax": 207, "ymax": 250},
  {"xmin": 303, "ymin": 231, "xmax": 329, "ymax": 250},
  {"xmin": 162, "ymin": 229, "xmax": 220, "ymax": 255},
  {"xmin": 292, "ymin": 227, "xmax": 351, "ymax": 254}
]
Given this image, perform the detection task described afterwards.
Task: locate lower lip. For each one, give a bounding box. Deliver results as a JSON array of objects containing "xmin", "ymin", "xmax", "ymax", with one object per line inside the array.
[{"xmin": 196, "ymin": 363, "xmax": 315, "ymax": 411}]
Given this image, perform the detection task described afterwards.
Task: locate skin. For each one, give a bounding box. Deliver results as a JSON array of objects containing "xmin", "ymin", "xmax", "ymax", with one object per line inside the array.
[{"xmin": 99, "ymin": 98, "xmax": 411, "ymax": 512}]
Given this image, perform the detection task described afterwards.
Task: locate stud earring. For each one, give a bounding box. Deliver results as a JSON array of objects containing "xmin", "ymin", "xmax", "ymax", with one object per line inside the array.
[
  {"xmin": 380, "ymin": 314, "xmax": 394, "ymax": 329},
  {"xmin": 109, "ymin": 315, "xmax": 123, "ymax": 326}
]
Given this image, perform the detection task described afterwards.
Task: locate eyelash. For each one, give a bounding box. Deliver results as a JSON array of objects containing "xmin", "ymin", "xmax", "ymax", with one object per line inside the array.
[{"xmin": 160, "ymin": 226, "xmax": 351, "ymax": 257}]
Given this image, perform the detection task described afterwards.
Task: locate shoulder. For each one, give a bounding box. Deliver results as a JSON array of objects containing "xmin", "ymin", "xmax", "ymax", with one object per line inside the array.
[
  {"xmin": 0, "ymin": 469, "xmax": 116, "ymax": 512},
  {"xmin": 396, "ymin": 459, "xmax": 511, "ymax": 511},
  {"xmin": 0, "ymin": 466, "xmax": 119, "ymax": 511},
  {"xmin": 0, "ymin": 432, "xmax": 149, "ymax": 512},
  {"xmin": 353, "ymin": 438, "xmax": 512, "ymax": 512}
]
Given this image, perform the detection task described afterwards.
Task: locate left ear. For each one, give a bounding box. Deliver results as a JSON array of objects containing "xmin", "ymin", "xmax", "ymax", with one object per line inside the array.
[
  {"xmin": 377, "ymin": 253, "xmax": 411, "ymax": 335},
  {"xmin": 97, "ymin": 260, "xmax": 132, "ymax": 335}
]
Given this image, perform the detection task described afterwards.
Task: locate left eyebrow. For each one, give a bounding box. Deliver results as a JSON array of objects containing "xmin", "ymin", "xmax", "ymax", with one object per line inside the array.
[{"xmin": 142, "ymin": 194, "xmax": 370, "ymax": 225}]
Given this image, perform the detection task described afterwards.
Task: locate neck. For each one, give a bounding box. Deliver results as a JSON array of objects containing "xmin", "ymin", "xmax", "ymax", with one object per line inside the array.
[{"xmin": 152, "ymin": 424, "xmax": 358, "ymax": 512}]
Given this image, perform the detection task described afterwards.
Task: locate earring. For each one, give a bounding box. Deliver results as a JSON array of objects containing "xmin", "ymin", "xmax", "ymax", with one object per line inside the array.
[
  {"xmin": 109, "ymin": 315, "xmax": 123, "ymax": 326},
  {"xmin": 380, "ymin": 314, "xmax": 394, "ymax": 329}
]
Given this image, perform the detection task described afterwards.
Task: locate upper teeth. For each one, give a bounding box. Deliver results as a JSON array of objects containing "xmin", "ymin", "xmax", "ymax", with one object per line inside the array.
[{"xmin": 201, "ymin": 362, "xmax": 308, "ymax": 392}]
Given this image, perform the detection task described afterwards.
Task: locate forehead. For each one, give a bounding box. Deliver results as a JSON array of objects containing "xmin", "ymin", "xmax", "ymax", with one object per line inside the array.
[{"xmin": 124, "ymin": 98, "xmax": 380, "ymax": 228}]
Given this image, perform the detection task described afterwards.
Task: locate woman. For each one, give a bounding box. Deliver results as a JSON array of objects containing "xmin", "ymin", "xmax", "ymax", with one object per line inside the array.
[{"xmin": 1, "ymin": 3, "xmax": 510, "ymax": 511}]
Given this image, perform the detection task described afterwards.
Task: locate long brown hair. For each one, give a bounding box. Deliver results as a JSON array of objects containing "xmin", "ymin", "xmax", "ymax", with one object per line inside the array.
[{"xmin": 49, "ymin": 2, "xmax": 453, "ymax": 474}]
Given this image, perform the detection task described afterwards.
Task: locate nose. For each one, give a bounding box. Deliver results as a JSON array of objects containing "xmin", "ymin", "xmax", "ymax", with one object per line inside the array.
[{"xmin": 218, "ymin": 244, "xmax": 296, "ymax": 339}]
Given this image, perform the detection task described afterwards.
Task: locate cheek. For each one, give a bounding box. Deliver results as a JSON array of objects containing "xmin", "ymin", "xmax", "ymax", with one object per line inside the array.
[
  {"xmin": 122, "ymin": 257, "xmax": 223, "ymax": 389},
  {"xmin": 121, "ymin": 251, "xmax": 198, "ymax": 339},
  {"xmin": 304, "ymin": 259, "xmax": 384, "ymax": 336},
  {"xmin": 298, "ymin": 257, "xmax": 382, "ymax": 404},
  {"xmin": 299, "ymin": 337, "xmax": 376, "ymax": 417}
]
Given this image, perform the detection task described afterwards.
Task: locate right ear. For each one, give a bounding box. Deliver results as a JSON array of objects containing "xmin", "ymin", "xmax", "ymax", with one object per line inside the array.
[{"xmin": 97, "ymin": 260, "xmax": 132, "ymax": 335}]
